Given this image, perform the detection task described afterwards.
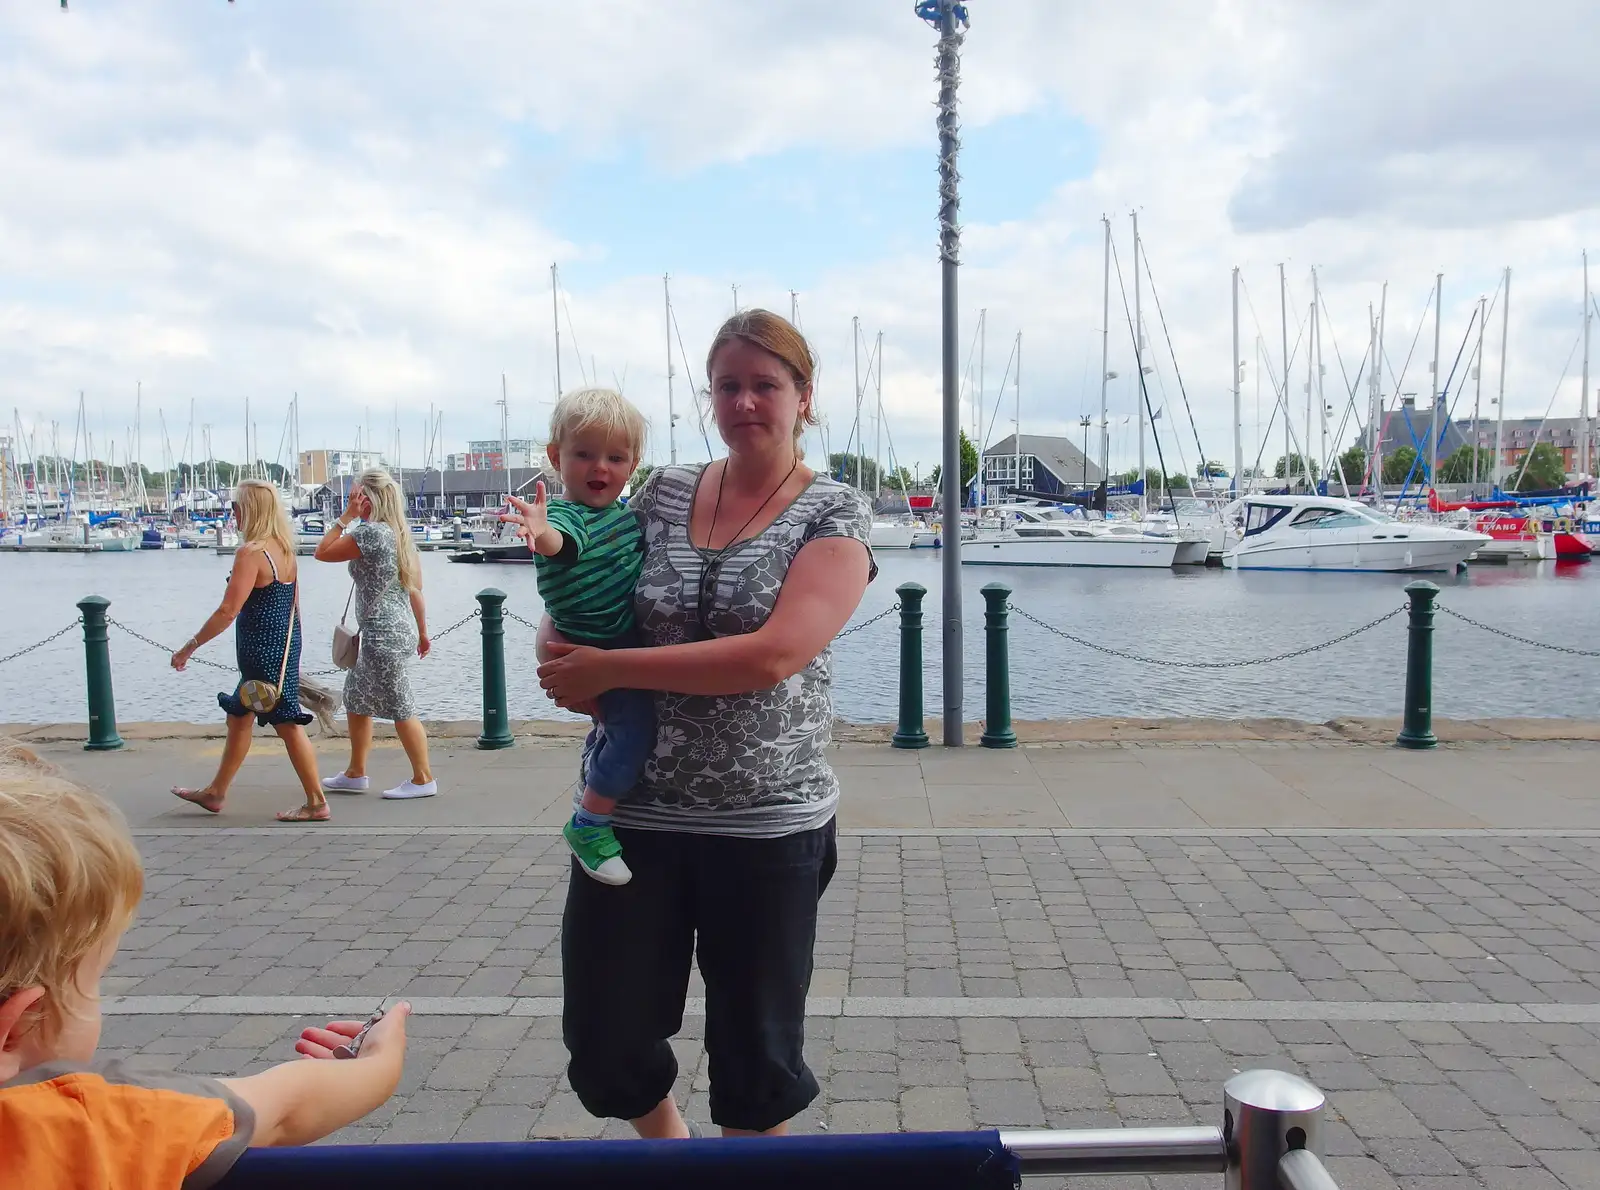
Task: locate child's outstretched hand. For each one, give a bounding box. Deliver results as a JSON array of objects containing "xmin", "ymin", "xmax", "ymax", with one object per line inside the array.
[
  {"xmin": 501, "ymin": 481, "xmax": 550, "ymax": 548},
  {"xmin": 295, "ymin": 1001, "xmax": 411, "ymax": 1062}
]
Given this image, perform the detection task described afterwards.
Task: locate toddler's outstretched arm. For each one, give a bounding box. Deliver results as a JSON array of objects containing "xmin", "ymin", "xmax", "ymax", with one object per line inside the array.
[{"xmin": 222, "ymin": 1002, "xmax": 410, "ymax": 1146}]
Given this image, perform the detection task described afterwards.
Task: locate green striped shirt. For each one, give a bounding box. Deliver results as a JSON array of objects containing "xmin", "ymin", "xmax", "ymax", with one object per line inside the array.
[{"xmin": 533, "ymin": 500, "xmax": 645, "ymax": 644}]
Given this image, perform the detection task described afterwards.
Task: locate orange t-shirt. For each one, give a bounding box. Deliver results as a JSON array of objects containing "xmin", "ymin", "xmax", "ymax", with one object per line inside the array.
[{"xmin": 0, "ymin": 1059, "xmax": 255, "ymax": 1190}]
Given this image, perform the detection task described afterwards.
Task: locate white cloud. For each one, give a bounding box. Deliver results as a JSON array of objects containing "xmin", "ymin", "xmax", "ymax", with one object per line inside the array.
[{"xmin": 1, "ymin": 0, "xmax": 1597, "ymax": 485}]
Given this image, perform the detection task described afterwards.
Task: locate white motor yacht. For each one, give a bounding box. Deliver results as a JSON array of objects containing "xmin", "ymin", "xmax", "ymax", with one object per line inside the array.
[
  {"xmin": 961, "ymin": 504, "xmax": 1180, "ymax": 568},
  {"xmin": 1222, "ymin": 495, "xmax": 1488, "ymax": 572},
  {"xmin": 868, "ymin": 519, "xmax": 917, "ymax": 550}
]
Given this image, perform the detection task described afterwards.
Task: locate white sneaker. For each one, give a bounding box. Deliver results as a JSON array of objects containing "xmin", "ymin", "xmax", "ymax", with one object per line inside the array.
[
  {"xmin": 383, "ymin": 780, "xmax": 438, "ymax": 800},
  {"xmin": 321, "ymin": 773, "xmax": 369, "ymax": 793}
]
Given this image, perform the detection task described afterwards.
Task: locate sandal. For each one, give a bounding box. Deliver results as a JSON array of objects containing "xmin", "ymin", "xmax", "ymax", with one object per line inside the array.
[
  {"xmin": 276, "ymin": 802, "xmax": 331, "ymax": 823},
  {"xmin": 172, "ymin": 787, "xmax": 224, "ymax": 814}
]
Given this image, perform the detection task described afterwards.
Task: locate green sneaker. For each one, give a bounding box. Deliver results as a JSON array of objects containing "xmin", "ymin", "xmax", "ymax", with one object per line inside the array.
[{"xmin": 563, "ymin": 820, "xmax": 632, "ymax": 886}]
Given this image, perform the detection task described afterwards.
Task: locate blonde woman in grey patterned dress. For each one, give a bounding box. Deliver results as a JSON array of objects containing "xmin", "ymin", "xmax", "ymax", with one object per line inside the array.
[
  {"xmin": 313, "ymin": 469, "xmax": 438, "ymax": 800},
  {"xmin": 530, "ymin": 310, "xmax": 873, "ymax": 1140}
]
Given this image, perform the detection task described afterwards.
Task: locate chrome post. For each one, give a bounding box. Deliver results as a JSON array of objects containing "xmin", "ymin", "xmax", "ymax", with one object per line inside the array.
[
  {"xmin": 999, "ymin": 1126, "xmax": 1226, "ymax": 1177},
  {"xmin": 1225, "ymin": 1069, "xmax": 1327, "ymax": 1189},
  {"xmin": 1279, "ymin": 1148, "xmax": 1342, "ymax": 1190}
]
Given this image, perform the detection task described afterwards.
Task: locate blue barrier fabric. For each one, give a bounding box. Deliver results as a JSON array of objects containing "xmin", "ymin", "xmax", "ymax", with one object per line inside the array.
[{"xmin": 217, "ymin": 1129, "xmax": 1021, "ymax": 1190}]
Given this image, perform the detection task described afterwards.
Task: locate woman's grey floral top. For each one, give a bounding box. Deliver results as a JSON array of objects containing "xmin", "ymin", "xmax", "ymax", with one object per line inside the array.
[
  {"xmin": 342, "ymin": 520, "xmax": 418, "ymax": 722},
  {"xmin": 598, "ymin": 463, "xmax": 874, "ymax": 838}
]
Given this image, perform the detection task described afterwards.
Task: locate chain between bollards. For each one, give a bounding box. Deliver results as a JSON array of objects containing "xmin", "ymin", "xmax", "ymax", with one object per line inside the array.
[
  {"xmin": 980, "ymin": 582, "xmax": 1016, "ymax": 749},
  {"xmin": 475, "ymin": 588, "xmax": 514, "ymax": 750},
  {"xmin": 77, "ymin": 595, "xmax": 123, "ymax": 752},
  {"xmin": 1396, "ymin": 580, "xmax": 1439, "ymax": 750},
  {"xmin": 892, "ymin": 583, "xmax": 929, "ymax": 749}
]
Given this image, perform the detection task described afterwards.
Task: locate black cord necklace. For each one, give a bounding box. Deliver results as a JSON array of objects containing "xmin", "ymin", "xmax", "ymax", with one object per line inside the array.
[{"xmin": 708, "ymin": 455, "xmax": 800, "ymax": 551}]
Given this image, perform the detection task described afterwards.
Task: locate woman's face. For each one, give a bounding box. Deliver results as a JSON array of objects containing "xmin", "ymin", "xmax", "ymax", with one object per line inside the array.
[{"xmin": 709, "ymin": 338, "xmax": 809, "ymax": 459}]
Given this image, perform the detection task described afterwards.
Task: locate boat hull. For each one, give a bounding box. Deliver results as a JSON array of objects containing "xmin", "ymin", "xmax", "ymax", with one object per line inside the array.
[
  {"xmin": 868, "ymin": 522, "xmax": 917, "ymax": 550},
  {"xmin": 1225, "ymin": 534, "xmax": 1486, "ymax": 572},
  {"xmin": 961, "ymin": 535, "xmax": 1180, "ymax": 568}
]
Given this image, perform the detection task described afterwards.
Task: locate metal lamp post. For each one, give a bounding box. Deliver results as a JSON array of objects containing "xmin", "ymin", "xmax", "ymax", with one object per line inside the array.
[{"xmin": 917, "ymin": 0, "xmax": 969, "ymax": 747}]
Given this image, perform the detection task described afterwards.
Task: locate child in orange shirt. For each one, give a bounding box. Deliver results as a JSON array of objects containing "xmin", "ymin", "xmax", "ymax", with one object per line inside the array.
[{"xmin": 0, "ymin": 758, "xmax": 412, "ymax": 1189}]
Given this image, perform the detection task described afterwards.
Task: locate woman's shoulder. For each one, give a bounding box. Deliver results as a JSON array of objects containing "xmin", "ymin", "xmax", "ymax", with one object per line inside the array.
[
  {"xmin": 796, "ymin": 474, "xmax": 873, "ymax": 523},
  {"xmin": 631, "ymin": 464, "xmax": 704, "ymax": 518},
  {"xmin": 350, "ymin": 519, "xmax": 395, "ymax": 548}
]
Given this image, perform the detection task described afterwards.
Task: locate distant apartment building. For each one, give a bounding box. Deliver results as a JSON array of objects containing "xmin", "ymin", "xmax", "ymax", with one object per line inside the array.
[
  {"xmin": 298, "ymin": 449, "xmax": 387, "ymax": 486},
  {"xmin": 446, "ymin": 439, "xmax": 541, "ymax": 471},
  {"xmin": 1378, "ymin": 399, "xmax": 1598, "ymax": 477}
]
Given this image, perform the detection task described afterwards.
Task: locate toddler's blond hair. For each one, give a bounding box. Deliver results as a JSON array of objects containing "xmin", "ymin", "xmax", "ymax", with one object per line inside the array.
[
  {"xmin": 548, "ymin": 387, "xmax": 648, "ymax": 460},
  {"xmin": 0, "ymin": 743, "xmax": 143, "ymax": 1042}
]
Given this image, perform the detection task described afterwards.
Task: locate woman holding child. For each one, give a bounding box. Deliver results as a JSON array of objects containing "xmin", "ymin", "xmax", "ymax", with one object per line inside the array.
[{"xmin": 510, "ymin": 310, "xmax": 874, "ymax": 1139}]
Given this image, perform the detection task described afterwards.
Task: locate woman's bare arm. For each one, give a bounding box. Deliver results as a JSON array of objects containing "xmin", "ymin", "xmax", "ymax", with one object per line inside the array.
[
  {"xmin": 538, "ymin": 537, "xmax": 870, "ymax": 701},
  {"xmin": 314, "ymin": 524, "xmax": 361, "ymax": 563}
]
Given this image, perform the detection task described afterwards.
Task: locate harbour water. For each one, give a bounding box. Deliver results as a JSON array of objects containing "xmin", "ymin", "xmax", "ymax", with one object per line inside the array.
[{"xmin": 1, "ymin": 550, "xmax": 1596, "ymax": 725}]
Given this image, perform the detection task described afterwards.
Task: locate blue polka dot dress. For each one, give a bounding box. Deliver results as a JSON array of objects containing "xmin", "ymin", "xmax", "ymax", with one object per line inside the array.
[{"xmin": 218, "ymin": 549, "xmax": 313, "ymax": 727}]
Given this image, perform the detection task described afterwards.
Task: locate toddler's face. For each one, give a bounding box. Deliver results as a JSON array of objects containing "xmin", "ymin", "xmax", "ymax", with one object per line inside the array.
[{"xmin": 553, "ymin": 430, "xmax": 636, "ymax": 508}]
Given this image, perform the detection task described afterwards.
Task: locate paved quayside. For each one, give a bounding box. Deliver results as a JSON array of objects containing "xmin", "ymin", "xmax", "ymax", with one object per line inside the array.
[{"xmin": 24, "ymin": 727, "xmax": 1600, "ymax": 1189}]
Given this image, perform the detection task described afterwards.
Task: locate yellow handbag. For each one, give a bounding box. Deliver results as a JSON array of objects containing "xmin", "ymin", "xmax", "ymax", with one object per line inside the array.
[{"xmin": 237, "ymin": 585, "xmax": 298, "ymax": 714}]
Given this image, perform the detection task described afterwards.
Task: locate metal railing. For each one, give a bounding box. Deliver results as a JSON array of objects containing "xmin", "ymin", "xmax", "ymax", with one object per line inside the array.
[
  {"xmin": 217, "ymin": 1069, "xmax": 1338, "ymax": 1189},
  {"xmin": 1002, "ymin": 1067, "xmax": 1335, "ymax": 1185}
]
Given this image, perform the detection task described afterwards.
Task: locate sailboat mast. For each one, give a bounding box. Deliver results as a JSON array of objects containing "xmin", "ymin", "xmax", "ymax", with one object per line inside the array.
[
  {"xmin": 1472, "ymin": 297, "xmax": 1485, "ymax": 488},
  {"xmin": 1099, "ymin": 217, "xmax": 1111, "ymax": 485},
  {"xmin": 501, "ymin": 373, "xmax": 512, "ymax": 502},
  {"xmin": 1495, "ymin": 268, "xmax": 1510, "ymax": 491},
  {"xmin": 1133, "ymin": 211, "xmax": 1145, "ymax": 515},
  {"xmin": 977, "ymin": 308, "xmax": 986, "ymax": 506},
  {"xmin": 1306, "ymin": 297, "xmax": 1316, "ymax": 490},
  {"xmin": 1373, "ymin": 282, "xmax": 1387, "ymax": 497},
  {"xmin": 875, "ymin": 330, "xmax": 884, "ymax": 499},
  {"xmin": 1581, "ymin": 251, "xmax": 1591, "ymax": 483},
  {"xmin": 1013, "ymin": 331, "xmax": 1021, "ymax": 497},
  {"xmin": 1429, "ymin": 273, "xmax": 1443, "ymax": 487},
  {"xmin": 134, "ymin": 382, "xmax": 143, "ymax": 510},
  {"xmin": 664, "ymin": 274, "xmax": 677, "ymax": 464},
  {"xmin": 1312, "ymin": 268, "xmax": 1323, "ymax": 489},
  {"xmin": 1278, "ymin": 264, "xmax": 1289, "ymax": 489},
  {"xmin": 551, "ymin": 263, "xmax": 563, "ymax": 399},
  {"xmin": 1231, "ymin": 265, "xmax": 1241, "ymax": 492},
  {"xmin": 977, "ymin": 308, "xmax": 986, "ymax": 448},
  {"xmin": 852, "ymin": 316, "xmax": 862, "ymax": 490}
]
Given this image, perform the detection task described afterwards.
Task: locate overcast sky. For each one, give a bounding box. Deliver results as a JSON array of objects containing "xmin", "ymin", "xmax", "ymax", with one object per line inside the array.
[{"xmin": 4, "ymin": 1, "xmax": 1597, "ymax": 479}]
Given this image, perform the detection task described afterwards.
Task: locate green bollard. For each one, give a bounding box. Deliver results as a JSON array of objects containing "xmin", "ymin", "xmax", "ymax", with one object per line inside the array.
[
  {"xmin": 980, "ymin": 582, "xmax": 1017, "ymax": 749},
  {"xmin": 77, "ymin": 595, "xmax": 123, "ymax": 752},
  {"xmin": 476, "ymin": 588, "xmax": 514, "ymax": 750},
  {"xmin": 1396, "ymin": 580, "xmax": 1440, "ymax": 750},
  {"xmin": 892, "ymin": 582, "xmax": 929, "ymax": 749}
]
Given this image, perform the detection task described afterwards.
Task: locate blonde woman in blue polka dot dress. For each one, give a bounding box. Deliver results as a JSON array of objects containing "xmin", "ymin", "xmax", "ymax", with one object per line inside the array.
[{"xmin": 169, "ymin": 479, "xmax": 330, "ymax": 822}]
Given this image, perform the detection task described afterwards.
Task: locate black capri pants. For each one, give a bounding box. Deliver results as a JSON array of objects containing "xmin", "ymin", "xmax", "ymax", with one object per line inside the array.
[{"xmin": 561, "ymin": 818, "xmax": 837, "ymax": 1132}]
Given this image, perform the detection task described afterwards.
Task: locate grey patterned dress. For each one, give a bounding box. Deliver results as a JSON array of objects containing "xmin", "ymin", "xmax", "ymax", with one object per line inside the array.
[
  {"xmin": 342, "ymin": 520, "xmax": 419, "ymax": 721},
  {"xmin": 592, "ymin": 464, "xmax": 875, "ymax": 839}
]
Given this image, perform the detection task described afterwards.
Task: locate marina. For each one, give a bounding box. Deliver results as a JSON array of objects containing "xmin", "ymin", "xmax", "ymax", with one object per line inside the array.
[{"xmin": 3, "ymin": 546, "xmax": 1596, "ymax": 727}]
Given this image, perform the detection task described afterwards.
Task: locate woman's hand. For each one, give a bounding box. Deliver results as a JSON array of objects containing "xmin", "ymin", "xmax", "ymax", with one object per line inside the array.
[
  {"xmin": 417, "ymin": 634, "xmax": 431, "ymax": 659},
  {"xmin": 343, "ymin": 488, "xmax": 368, "ymax": 521},
  {"xmin": 170, "ymin": 644, "xmax": 193, "ymax": 671},
  {"xmin": 537, "ymin": 641, "xmax": 617, "ymax": 708}
]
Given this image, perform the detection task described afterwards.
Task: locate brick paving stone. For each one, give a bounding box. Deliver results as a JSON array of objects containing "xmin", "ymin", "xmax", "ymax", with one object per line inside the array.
[{"xmin": 83, "ymin": 829, "xmax": 1600, "ymax": 1185}]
